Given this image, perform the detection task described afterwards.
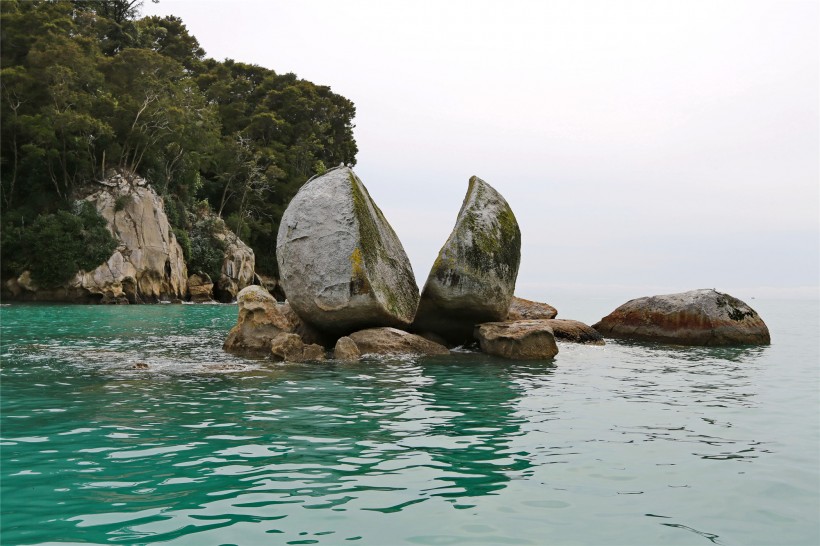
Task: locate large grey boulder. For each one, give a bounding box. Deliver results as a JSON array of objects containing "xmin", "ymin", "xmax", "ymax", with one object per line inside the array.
[
  {"xmin": 276, "ymin": 166, "xmax": 419, "ymax": 336},
  {"xmin": 592, "ymin": 289, "xmax": 770, "ymax": 346},
  {"xmin": 413, "ymin": 176, "xmax": 521, "ymax": 344},
  {"xmin": 474, "ymin": 320, "xmax": 559, "ymax": 360},
  {"xmin": 348, "ymin": 327, "xmax": 450, "ymax": 356}
]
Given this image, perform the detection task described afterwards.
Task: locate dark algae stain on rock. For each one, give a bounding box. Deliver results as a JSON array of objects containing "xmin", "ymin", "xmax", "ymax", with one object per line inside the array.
[{"xmin": 593, "ymin": 289, "xmax": 770, "ymax": 346}]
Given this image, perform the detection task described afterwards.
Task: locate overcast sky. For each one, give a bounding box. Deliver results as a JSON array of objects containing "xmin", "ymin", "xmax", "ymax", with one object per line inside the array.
[{"xmin": 145, "ymin": 0, "xmax": 818, "ymax": 314}]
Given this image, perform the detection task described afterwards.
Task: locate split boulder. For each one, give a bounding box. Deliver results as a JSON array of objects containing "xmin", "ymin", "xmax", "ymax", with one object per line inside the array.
[
  {"xmin": 276, "ymin": 167, "xmax": 419, "ymax": 336},
  {"xmin": 413, "ymin": 176, "xmax": 521, "ymax": 344}
]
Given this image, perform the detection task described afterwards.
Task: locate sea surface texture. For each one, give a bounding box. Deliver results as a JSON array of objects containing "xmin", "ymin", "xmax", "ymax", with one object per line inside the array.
[{"xmin": 1, "ymin": 300, "xmax": 818, "ymax": 545}]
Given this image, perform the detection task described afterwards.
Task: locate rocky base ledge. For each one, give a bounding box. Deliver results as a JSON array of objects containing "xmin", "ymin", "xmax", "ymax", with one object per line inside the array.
[{"xmin": 224, "ymin": 286, "xmax": 585, "ymax": 361}]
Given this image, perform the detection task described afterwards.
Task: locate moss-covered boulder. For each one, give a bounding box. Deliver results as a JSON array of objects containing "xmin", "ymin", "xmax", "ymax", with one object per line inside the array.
[
  {"xmin": 413, "ymin": 176, "xmax": 521, "ymax": 344},
  {"xmin": 276, "ymin": 167, "xmax": 419, "ymax": 336},
  {"xmin": 592, "ymin": 289, "xmax": 770, "ymax": 346}
]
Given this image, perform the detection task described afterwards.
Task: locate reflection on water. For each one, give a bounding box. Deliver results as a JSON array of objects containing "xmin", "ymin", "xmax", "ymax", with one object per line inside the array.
[{"xmin": 1, "ymin": 303, "xmax": 818, "ymax": 545}]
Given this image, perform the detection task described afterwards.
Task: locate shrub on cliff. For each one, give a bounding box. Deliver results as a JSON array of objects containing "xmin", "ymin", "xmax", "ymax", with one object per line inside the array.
[
  {"xmin": 1, "ymin": 202, "xmax": 117, "ymax": 287},
  {"xmin": 188, "ymin": 216, "xmax": 227, "ymax": 281}
]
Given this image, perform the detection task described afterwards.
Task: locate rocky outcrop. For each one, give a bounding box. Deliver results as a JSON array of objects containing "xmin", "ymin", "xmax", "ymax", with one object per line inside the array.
[
  {"xmin": 79, "ymin": 175, "xmax": 188, "ymax": 303},
  {"xmin": 214, "ymin": 229, "xmax": 255, "ymax": 303},
  {"xmin": 223, "ymin": 286, "xmax": 295, "ymax": 356},
  {"xmin": 188, "ymin": 273, "xmax": 214, "ymax": 303},
  {"xmin": 413, "ymin": 176, "xmax": 521, "ymax": 344},
  {"xmin": 270, "ymin": 332, "xmax": 326, "ymax": 362},
  {"xmin": 348, "ymin": 327, "xmax": 450, "ymax": 356},
  {"xmin": 474, "ymin": 320, "xmax": 559, "ymax": 360},
  {"xmin": 545, "ymin": 319, "xmax": 604, "ymax": 344},
  {"xmin": 334, "ymin": 336, "xmax": 361, "ymax": 361},
  {"xmin": 592, "ymin": 289, "xmax": 770, "ymax": 346},
  {"xmin": 508, "ymin": 296, "xmax": 558, "ymax": 320},
  {"xmin": 5, "ymin": 174, "xmax": 188, "ymax": 303},
  {"xmin": 276, "ymin": 166, "xmax": 419, "ymax": 335}
]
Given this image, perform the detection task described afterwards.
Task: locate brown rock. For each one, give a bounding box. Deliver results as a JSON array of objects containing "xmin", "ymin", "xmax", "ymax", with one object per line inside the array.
[
  {"xmin": 474, "ymin": 320, "xmax": 559, "ymax": 360},
  {"xmin": 270, "ymin": 332, "xmax": 306, "ymax": 361},
  {"xmin": 333, "ymin": 336, "xmax": 361, "ymax": 361},
  {"xmin": 507, "ymin": 296, "xmax": 558, "ymax": 320},
  {"xmin": 270, "ymin": 334, "xmax": 326, "ymax": 362},
  {"xmin": 302, "ymin": 343, "xmax": 326, "ymax": 362},
  {"xmin": 223, "ymin": 286, "xmax": 295, "ymax": 357},
  {"xmin": 546, "ymin": 319, "xmax": 604, "ymax": 344},
  {"xmin": 348, "ymin": 327, "xmax": 450, "ymax": 356},
  {"xmin": 188, "ymin": 273, "xmax": 214, "ymax": 303},
  {"xmin": 592, "ymin": 289, "xmax": 770, "ymax": 346}
]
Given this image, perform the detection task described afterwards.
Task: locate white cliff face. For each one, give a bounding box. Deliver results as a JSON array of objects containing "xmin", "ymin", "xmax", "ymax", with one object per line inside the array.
[
  {"xmin": 73, "ymin": 175, "xmax": 188, "ymax": 302},
  {"xmin": 215, "ymin": 229, "xmax": 255, "ymax": 302}
]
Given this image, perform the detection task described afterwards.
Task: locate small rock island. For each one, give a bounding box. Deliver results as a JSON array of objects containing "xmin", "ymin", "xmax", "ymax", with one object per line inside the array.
[{"xmin": 225, "ymin": 166, "xmax": 607, "ymax": 361}]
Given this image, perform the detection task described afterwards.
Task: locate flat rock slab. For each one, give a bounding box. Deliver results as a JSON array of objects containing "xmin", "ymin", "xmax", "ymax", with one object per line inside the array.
[
  {"xmin": 277, "ymin": 167, "xmax": 419, "ymax": 336},
  {"xmin": 349, "ymin": 327, "xmax": 450, "ymax": 356},
  {"xmin": 474, "ymin": 320, "xmax": 559, "ymax": 360},
  {"xmin": 413, "ymin": 176, "xmax": 521, "ymax": 344},
  {"xmin": 507, "ymin": 296, "xmax": 558, "ymax": 320},
  {"xmin": 592, "ymin": 289, "xmax": 770, "ymax": 346}
]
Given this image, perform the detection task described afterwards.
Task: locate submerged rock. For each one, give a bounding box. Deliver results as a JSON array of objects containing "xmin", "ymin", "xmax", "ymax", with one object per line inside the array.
[
  {"xmin": 507, "ymin": 296, "xmax": 558, "ymax": 320},
  {"xmin": 276, "ymin": 166, "xmax": 419, "ymax": 335},
  {"xmin": 348, "ymin": 327, "xmax": 450, "ymax": 356},
  {"xmin": 474, "ymin": 320, "xmax": 559, "ymax": 360},
  {"xmin": 223, "ymin": 286, "xmax": 295, "ymax": 356},
  {"xmin": 592, "ymin": 289, "xmax": 770, "ymax": 346},
  {"xmin": 545, "ymin": 319, "xmax": 604, "ymax": 344},
  {"xmin": 413, "ymin": 176, "xmax": 521, "ymax": 344}
]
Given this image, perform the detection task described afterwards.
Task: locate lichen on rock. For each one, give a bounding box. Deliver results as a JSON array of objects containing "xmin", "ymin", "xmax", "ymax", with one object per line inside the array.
[
  {"xmin": 276, "ymin": 166, "xmax": 419, "ymax": 335},
  {"xmin": 413, "ymin": 175, "xmax": 521, "ymax": 344}
]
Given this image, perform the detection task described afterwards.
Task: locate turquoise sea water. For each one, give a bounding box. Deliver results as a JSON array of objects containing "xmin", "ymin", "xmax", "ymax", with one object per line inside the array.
[{"xmin": 1, "ymin": 300, "xmax": 818, "ymax": 545}]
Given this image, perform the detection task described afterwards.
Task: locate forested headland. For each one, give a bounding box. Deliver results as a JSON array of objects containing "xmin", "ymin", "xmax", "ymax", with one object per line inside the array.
[{"xmin": 0, "ymin": 0, "xmax": 358, "ymax": 288}]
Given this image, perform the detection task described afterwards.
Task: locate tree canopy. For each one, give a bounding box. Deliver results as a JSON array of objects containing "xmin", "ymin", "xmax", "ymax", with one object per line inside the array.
[{"xmin": 1, "ymin": 0, "xmax": 358, "ymax": 278}]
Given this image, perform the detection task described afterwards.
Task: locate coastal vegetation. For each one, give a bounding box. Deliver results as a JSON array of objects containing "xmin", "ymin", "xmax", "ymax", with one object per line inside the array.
[{"xmin": 0, "ymin": 0, "xmax": 357, "ymax": 285}]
